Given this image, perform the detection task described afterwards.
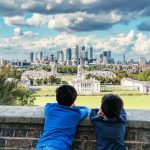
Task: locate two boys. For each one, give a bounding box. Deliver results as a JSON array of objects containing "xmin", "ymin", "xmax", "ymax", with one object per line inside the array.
[{"xmin": 36, "ymin": 85, "xmax": 127, "ymax": 150}]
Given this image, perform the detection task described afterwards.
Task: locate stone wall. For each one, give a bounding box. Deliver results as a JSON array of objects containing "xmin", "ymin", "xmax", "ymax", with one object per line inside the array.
[{"xmin": 0, "ymin": 106, "xmax": 150, "ymax": 150}]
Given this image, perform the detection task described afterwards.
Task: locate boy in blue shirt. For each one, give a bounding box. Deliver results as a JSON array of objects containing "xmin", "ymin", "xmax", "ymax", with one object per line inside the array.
[
  {"xmin": 36, "ymin": 85, "xmax": 89, "ymax": 150},
  {"xmin": 90, "ymin": 94, "xmax": 127, "ymax": 150}
]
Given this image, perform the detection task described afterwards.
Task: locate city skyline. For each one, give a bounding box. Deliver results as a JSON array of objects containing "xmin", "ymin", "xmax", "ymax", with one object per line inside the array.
[{"xmin": 0, "ymin": 0, "xmax": 150, "ymax": 61}]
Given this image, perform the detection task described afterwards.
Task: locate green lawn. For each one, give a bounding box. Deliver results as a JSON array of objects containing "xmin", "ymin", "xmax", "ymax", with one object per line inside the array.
[
  {"xmin": 33, "ymin": 85, "xmax": 141, "ymax": 96},
  {"xmin": 34, "ymin": 95, "xmax": 150, "ymax": 109},
  {"xmin": 33, "ymin": 85, "xmax": 150, "ymax": 109}
]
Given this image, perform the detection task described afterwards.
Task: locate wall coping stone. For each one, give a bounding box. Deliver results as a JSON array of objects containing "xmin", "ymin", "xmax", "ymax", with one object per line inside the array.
[{"xmin": 0, "ymin": 106, "xmax": 150, "ymax": 128}]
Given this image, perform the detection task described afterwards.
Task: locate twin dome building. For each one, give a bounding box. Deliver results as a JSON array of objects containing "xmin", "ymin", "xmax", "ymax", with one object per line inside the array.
[{"xmin": 69, "ymin": 65, "xmax": 101, "ymax": 95}]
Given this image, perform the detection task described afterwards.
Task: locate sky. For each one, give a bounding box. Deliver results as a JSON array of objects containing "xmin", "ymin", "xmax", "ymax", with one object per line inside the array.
[{"xmin": 0, "ymin": 0, "xmax": 150, "ymax": 61}]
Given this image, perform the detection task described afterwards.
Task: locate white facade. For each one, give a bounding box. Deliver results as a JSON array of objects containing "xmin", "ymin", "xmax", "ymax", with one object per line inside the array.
[
  {"xmin": 69, "ymin": 65, "xmax": 100, "ymax": 95},
  {"xmin": 121, "ymin": 78, "xmax": 150, "ymax": 93},
  {"xmin": 21, "ymin": 65, "xmax": 57, "ymax": 81},
  {"xmin": 21, "ymin": 70, "xmax": 53, "ymax": 80},
  {"xmin": 69, "ymin": 78, "xmax": 100, "ymax": 94}
]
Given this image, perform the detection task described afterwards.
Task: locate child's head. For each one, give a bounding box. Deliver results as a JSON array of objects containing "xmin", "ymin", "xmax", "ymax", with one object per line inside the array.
[
  {"xmin": 101, "ymin": 94, "xmax": 123, "ymax": 118},
  {"xmin": 56, "ymin": 85, "xmax": 77, "ymax": 106}
]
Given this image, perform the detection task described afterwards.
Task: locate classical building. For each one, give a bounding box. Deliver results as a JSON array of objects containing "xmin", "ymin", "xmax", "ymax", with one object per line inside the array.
[
  {"xmin": 69, "ymin": 65, "xmax": 100, "ymax": 95},
  {"xmin": 121, "ymin": 78, "xmax": 150, "ymax": 93},
  {"xmin": 21, "ymin": 70, "xmax": 53, "ymax": 80},
  {"xmin": 21, "ymin": 63, "xmax": 57, "ymax": 86}
]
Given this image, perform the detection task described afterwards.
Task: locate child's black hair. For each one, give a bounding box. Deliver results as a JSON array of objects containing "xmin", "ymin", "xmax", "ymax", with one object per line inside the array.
[
  {"xmin": 56, "ymin": 85, "xmax": 77, "ymax": 106},
  {"xmin": 101, "ymin": 94, "xmax": 123, "ymax": 118}
]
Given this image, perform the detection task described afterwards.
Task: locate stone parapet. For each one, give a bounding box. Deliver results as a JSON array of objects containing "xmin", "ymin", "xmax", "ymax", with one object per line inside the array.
[{"xmin": 0, "ymin": 106, "xmax": 150, "ymax": 149}]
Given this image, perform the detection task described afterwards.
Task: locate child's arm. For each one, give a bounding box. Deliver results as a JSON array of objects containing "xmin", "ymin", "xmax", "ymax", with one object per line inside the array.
[
  {"xmin": 76, "ymin": 106, "xmax": 89, "ymax": 120},
  {"xmin": 119, "ymin": 109, "xmax": 127, "ymax": 122},
  {"xmin": 89, "ymin": 109, "xmax": 101, "ymax": 122}
]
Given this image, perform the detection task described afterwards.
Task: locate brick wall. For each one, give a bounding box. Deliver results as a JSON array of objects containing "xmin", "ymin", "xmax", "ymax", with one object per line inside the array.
[{"xmin": 0, "ymin": 106, "xmax": 150, "ymax": 150}]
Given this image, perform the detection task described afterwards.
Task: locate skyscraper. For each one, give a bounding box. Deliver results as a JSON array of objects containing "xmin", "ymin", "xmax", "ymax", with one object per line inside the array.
[
  {"xmin": 59, "ymin": 51, "xmax": 64, "ymax": 62},
  {"xmin": 103, "ymin": 51, "xmax": 111, "ymax": 63},
  {"xmin": 66, "ymin": 48, "xmax": 72, "ymax": 65},
  {"xmin": 139, "ymin": 57, "xmax": 146, "ymax": 65},
  {"xmin": 81, "ymin": 46, "xmax": 85, "ymax": 51},
  {"xmin": 103, "ymin": 56, "xmax": 109, "ymax": 65},
  {"xmin": 85, "ymin": 51, "xmax": 88, "ymax": 61},
  {"xmin": 30, "ymin": 52, "xmax": 34, "ymax": 63},
  {"xmin": 50, "ymin": 54, "xmax": 54, "ymax": 62},
  {"xmin": 89, "ymin": 47, "xmax": 93, "ymax": 60},
  {"xmin": 66, "ymin": 48, "xmax": 72, "ymax": 60},
  {"xmin": 123, "ymin": 54, "xmax": 126, "ymax": 65},
  {"xmin": 72, "ymin": 45, "xmax": 79, "ymax": 59},
  {"xmin": 72, "ymin": 45, "xmax": 79, "ymax": 65},
  {"xmin": 39, "ymin": 51, "xmax": 43, "ymax": 61}
]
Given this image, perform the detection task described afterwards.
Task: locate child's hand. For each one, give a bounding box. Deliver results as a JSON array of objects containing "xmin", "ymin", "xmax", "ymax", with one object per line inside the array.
[
  {"xmin": 71, "ymin": 104, "xmax": 75, "ymax": 107},
  {"xmin": 97, "ymin": 109, "xmax": 105, "ymax": 117}
]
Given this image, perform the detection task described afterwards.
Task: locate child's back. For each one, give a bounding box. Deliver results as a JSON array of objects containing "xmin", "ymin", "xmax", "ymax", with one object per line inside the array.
[
  {"xmin": 90, "ymin": 94, "xmax": 127, "ymax": 150},
  {"xmin": 36, "ymin": 85, "xmax": 88, "ymax": 150}
]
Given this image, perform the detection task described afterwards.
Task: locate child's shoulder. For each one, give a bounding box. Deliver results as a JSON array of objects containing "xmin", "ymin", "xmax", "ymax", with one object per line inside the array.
[{"xmin": 45, "ymin": 103, "xmax": 56, "ymax": 108}]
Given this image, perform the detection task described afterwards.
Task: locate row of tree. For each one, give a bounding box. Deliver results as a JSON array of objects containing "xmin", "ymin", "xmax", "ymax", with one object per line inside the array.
[
  {"xmin": 86, "ymin": 70, "xmax": 150, "ymax": 84},
  {"xmin": 29, "ymin": 76, "xmax": 61, "ymax": 85},
  {"xmin": 85, "ymin": 74, "xmax": 120, "ymax": 84}
]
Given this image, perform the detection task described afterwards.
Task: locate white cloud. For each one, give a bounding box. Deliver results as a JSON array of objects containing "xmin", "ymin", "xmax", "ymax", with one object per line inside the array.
[
  {"xmin": 81, "ymin": 0, "xmax": 98, "ymax": 4},
  {"xmin": 0, "ymin": 30, "xmax": 150, "ymax": 60},
  {"xmin": 14, "ymin": 27, "xmax": 23, "ymax": 36},
  {"xmin": 4, "ymin": 13, "xmax": 51, "ymax": 27},
  {"xmin": 1, "ymin": 0, "xmax": 150, "ymax": 33},
  {"xmin": 4, "ymin": 16, "xmax": 27, "ymax": 26},
  {"xmin": 133, "ymin": 33, "xmax": 150, "ymax": 55},
  {"xmin": 26, "ymin": 13, "xmax": 50, "ymax": 26},
  {"xmin": 95, "ymin": 30, "xmax": 135, "ymax": 54},
  {"xmin": 13, "ymin": 27, "xmax": 38, "ymax": 38},
  {"xmin": 48, "ymin": 11, "xmax": 124, "ymax": 32}
]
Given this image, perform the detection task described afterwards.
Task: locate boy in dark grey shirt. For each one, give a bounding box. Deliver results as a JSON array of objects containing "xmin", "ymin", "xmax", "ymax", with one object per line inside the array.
[{"xmin": 90, "ymin": 94, "xmax": 127, "ymax": 150}]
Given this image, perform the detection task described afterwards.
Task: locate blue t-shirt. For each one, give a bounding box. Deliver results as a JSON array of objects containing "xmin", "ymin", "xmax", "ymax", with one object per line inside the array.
[
  {"xmin": 90, "ymin": 109, "xmax": 127, "ymax": 150},
  {"xmin": 36, "ymin": 103, "xmax": 89, "ymax": 150}
]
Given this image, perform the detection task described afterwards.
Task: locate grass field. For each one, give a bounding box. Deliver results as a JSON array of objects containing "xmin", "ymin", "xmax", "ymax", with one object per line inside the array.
[
  {"xmin": 33, "ymin": 85, "xmax": 150, "ymax": 109},
  {"xmin": 33, "ymin": 85, "xmax": 141, "ymax": 96},
  {"xmin": 34, "ymin": 94, "xmax": 150, "ymax": 109}
]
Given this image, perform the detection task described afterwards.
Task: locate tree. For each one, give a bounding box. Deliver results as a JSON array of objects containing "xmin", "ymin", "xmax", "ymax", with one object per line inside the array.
[
  {"xmin": 0, "ymin": 75, "xmax": 35, "ymax": 105},
  {"xmin": 36, "ymin": 79, "xmax": 43, "ymax": 85},
  {"xmin": 43, "ymin": 78, "xmax": 48, "ymax": 85},
  {"xmin": 136, "ymin": 70, "xmax": 150, "ymax": 81},
  {"xmin": 48, "ymin": 76, "xmax": 55, "ymax": 85},
  {"xmin": 55, "ymin": 78, "xmax": 61, "ymax": 84},
  {"xmin": 0, "ymin": 65, "xmax": 22, "ymax": 79}
]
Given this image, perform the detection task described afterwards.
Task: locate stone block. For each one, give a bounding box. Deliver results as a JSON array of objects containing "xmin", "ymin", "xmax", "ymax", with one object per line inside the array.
[
  {"xmin": 2, "ymin": 129, "xmax": 15, "ymax": 137},
  {"xmin": 0, "ymin": 139, "xmax": 6, "ymax": 147},
  {"xmin": 75, "ymin": 131, "xmax": 95, "ymax": 140},
  {"xmin": 125, "ymin": 129, "xmax": 137, "ymax": 141},
  {"xmin": 26, "ymin": 130, "xmax": 41, "ymax": 138},
  {"xmin": 142, "ymin": 143, "xmax": 150, "ymax": 150},
  {"xmin": 0, "ymin": 128, "xmax": 3, "ymax": 136},
  {"xmin": 32, "ymin": 139, "xmax": 38, "ymax": 147},
  {"xmin": 126, "ymin": 142, "xmax": 142, "ymax": 150},
  {"xmin": 84, "ymin": 141, "xmax": 96, "ymax": 150},
  {"xmin": 77, "ymin": 126, "xmax": 94, "ymax": 132},
  {"xmin": 136, "ymin": 129, "xmax": 150, "ymax": 142},
  {"xmin": 6, "ymin": 139, "xmax": 32, "ymax": 148},
  {"xmin": 15, "ymin": 129, "xmax": 27, "ymax": 137},
  {"xmin": 72, "ymin": 140, "xmax": 85, "ymax": 150}
]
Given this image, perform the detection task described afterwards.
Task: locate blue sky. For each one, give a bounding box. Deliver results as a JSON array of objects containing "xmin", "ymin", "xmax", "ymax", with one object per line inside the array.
[{"xmin": 0, "ymin": 0, "xmax": 150, "ymax": 61}]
